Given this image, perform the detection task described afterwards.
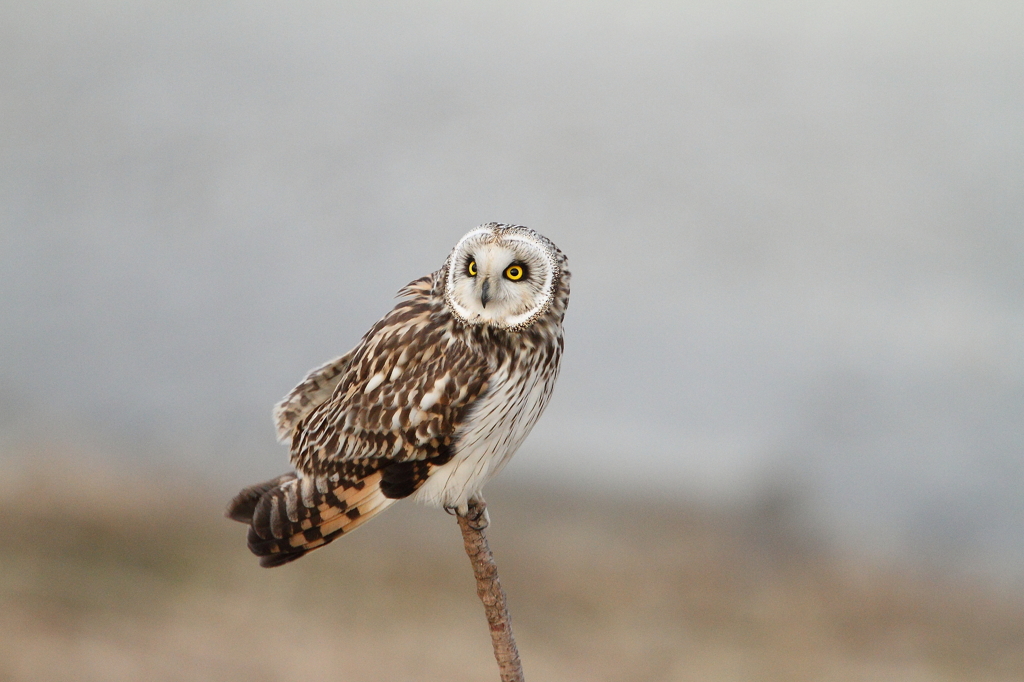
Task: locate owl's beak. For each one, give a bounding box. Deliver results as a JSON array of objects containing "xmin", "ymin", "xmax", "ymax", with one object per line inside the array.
[{"xmin": 480, "ymin": 278, "xmax": 491, "ymax": 308}]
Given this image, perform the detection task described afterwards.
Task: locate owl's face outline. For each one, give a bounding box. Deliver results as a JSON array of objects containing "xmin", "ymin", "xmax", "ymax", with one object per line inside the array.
[{"xmin": 444, "ymin": 224, "xmax": 561, "ymax": 331}]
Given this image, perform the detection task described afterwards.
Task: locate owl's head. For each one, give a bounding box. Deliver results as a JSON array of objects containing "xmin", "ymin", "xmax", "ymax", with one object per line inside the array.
[{"xmin": 444, "ymin": 223, "xmax": 564, "ymax": 331}]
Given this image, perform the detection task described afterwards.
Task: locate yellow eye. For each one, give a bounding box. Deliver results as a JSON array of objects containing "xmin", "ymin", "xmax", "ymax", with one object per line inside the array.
[
  {"xmin": 505, "ymin": 264, "xmax": 524, "ymax": 281},
  {"xmin": 467, "ymin": 260, "xmax": 477, "ymax": 276}
]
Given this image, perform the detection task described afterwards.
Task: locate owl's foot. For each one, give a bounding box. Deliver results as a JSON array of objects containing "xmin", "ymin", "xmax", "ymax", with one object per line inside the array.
[{"xmin": 448, "ymin": 496, "xmax": 489, "ymax": 530}]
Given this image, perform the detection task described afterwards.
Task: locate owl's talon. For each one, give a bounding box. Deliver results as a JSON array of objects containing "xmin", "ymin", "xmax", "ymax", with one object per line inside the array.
[
  {"xmin": 469, "ymin": 512, "xmax": 489, "ymax": 530},
  {"xmin": 463, "ymin": 498, "xmax": 490, "ymax": 530}
]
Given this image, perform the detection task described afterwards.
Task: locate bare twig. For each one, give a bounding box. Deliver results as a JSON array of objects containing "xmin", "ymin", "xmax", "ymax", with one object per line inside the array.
[{"xmin": 456, "ymin": 499, "xmax": 525, "ymax": 682}]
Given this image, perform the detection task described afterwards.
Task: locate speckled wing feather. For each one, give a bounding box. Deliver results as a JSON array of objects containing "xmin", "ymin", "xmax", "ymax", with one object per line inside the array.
[
  {"xmin": 272, "ymin": 351, "xmax": 355, "ymax": 442},
  {"xmin": 227, "ymin": 273, "xmax": 492, "ymax": 566},
  {"xmin": 291, "ymin": 274, "xmax": 491, "ymax": 476}
]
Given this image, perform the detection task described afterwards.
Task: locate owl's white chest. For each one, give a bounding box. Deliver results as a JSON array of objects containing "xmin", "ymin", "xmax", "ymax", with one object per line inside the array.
[{"xmin": 412, "ymin": 346, "xmax": 558, "ymax": 509}]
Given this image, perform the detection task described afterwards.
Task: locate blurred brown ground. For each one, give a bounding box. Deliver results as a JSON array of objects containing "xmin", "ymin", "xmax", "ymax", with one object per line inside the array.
[{"xmin": 1, "ymin": 450, "xmax": 1022, "ymax": 682}]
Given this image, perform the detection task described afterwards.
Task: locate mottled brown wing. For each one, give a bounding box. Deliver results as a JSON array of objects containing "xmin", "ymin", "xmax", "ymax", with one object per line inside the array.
[
  {"xmin": 290, "ymin": 275, "xmax": 492, "ymax": 489},
  {"xmin": 271, "ymin": 275, "xmax": 443, "ymax": 444},
  {"xmin": 272, "ymin": 350, "xmax": 356, "ymax": 442}
]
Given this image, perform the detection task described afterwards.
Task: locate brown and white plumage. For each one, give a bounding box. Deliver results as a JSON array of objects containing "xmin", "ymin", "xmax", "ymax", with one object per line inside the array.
[{"xmin": 227, "ymin": 224, "xmax": 569, "ymax": 567}]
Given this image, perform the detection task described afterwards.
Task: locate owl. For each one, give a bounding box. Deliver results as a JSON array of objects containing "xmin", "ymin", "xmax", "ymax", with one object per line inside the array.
[{"xmin": 227, "ymin": 223, "xmax": 570, "ymax": 567}]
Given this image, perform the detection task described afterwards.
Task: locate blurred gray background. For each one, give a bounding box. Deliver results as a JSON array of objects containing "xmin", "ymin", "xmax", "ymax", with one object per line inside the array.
[{"xmin": 2, "ymin": 0, "xmax": 1022, "ymax": 578}]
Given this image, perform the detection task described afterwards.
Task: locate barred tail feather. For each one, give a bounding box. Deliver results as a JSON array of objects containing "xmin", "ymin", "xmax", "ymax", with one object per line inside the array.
[
  {"xmin": 226, "ymin": 472, "xmax": 396, "ymax": 568},
  {"xmin": 225, "ymin": 473, "xmax": 297, "ymax": 524}
]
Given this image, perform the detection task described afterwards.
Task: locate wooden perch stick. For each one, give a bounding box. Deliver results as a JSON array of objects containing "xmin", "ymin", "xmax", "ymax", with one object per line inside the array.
[{"xmin": 456, "ymin": 499, "xmax": 525, "ymax": 682}]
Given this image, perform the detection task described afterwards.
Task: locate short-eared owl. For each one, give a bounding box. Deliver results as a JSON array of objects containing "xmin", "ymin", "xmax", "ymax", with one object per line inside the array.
[{"xmin": 227, "ymin": 224, "xmax": 569, "ymax": 567}]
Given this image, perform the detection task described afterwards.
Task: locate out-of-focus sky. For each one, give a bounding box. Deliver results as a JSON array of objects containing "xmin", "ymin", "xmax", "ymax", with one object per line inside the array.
[{"xmin": 1, "ymin": 0, "xmax": 1022, "ymax": 576}]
